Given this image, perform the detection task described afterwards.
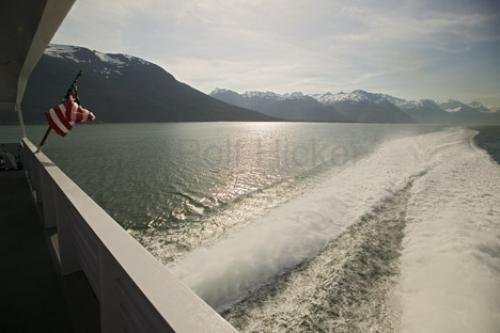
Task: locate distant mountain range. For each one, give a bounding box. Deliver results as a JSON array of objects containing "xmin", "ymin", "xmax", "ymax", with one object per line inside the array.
[
  {"xmin": 208, "ymin": 90, "xmax": 345, "ymax": 122},
  {"xmin": 211, "ymin": 89, "xmax": 500, "ymax": 124},
  {"xmin": 2, "ymin": 43, "xmax": 498, "ymax": 125},
  {"xmin": 0, "ymin": 44, "xmax": 272, "ymax": 124}
]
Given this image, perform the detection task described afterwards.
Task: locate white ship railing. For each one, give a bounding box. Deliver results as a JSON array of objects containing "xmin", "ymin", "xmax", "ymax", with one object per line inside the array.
[{"xmin": 21, "ymin": 137, "xmax": 236, "ymax": 333}]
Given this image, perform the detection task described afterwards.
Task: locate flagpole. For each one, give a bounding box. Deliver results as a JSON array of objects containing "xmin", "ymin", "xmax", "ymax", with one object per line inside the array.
[
  {"xmin": 35, "ymin": 70, "xmax": 83, "ymax": 153},
  {"xmin": 35, "ymin": 127, "xmax": 51, "ymax": 153}
]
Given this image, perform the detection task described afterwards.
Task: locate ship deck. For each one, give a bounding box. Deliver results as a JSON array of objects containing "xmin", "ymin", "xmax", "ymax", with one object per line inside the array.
[{"xmin": 0, "ymin": 170, "xmax": 80, "ymax": 332}]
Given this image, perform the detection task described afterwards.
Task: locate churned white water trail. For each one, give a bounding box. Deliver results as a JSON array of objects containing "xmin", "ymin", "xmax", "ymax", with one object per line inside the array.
[
  {"xmin": 169, "ymin": 128, "xmax": 500, "ymax": 332},
  {"xmin": 394, "ymin": 129, "xmax": 500, "ymax": 333},
  {"xmin": 169, "ymin": 129, "xmax": 455, "ymax": 310}
]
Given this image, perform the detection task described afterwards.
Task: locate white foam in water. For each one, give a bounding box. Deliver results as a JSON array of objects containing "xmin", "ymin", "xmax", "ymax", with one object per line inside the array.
[
  {"xmin": 394, "ymin": 129, "xmax": 500, "ymax": 333},
  {"xmin": 169, "ymin": 129, "xmax": 459, "ymax": 309},
  {"xmin": 169, "ymin": 128, "xmax": 500, "ymax": 331}
]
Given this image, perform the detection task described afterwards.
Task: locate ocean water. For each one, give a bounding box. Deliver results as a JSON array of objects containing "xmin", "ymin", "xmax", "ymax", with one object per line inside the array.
[
  {"xmin": 1, "ymin": 123, "xmax": 499, "ymax": 332},
  {"xmin": 474, "ymin": 126, "xmax": 500, "ymax": 164}
]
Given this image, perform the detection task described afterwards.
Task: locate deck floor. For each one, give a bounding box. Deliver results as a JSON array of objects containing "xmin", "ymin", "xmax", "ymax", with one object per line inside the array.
[{"xmin": 0, "ymin": 170, "xmax": 74, "ymax": 332}]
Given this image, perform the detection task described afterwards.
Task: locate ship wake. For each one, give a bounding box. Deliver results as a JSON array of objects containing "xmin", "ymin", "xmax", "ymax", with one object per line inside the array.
[
  {"xmin": 223, "ymin": 178, "xmax": 416, "ymax": 332},
  {"xmin": 169, "ymin": 128, "xmax": 500, "ymax": 333}
]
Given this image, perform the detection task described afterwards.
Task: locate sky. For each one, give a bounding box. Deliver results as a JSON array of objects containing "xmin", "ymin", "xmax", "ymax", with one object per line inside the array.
[{"xmin": 53, "ymin": 0, "xmax": 500, "ymax": 107}]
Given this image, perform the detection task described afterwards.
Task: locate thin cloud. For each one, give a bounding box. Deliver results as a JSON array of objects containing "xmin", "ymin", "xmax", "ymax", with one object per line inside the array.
[{"xmin": 53, "ymin": 0, "xmax": 500, "ymax": 106}]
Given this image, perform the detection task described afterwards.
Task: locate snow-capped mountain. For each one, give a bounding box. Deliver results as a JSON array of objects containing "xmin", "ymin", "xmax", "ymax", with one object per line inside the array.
[
  {"xmin": 309, "ymin": 90, "xmax": 413, "ymax": 123},
  {"xmin": 44, "ymin": 44, "xmax": 152, "ymax": 78},
  {"xmin": 212, "ymin": 88, "xmax": 500, "ymax": 124},
  {"xmin": 5, "ymin": 43, "xmax": 497, "ymax": 125},
  {"xmin": 212, "ymin": 88, "xmax": 414, "ymax": 123},
  {"xmin": 310, "ymin": 90, "xmax": 405, "ymax": 106},
  {"xmin": 469, "ymin": 101, "xmax": 491, "ymax": 113},
  {"xmin": 396, "ymin": 99, "xmax": 451, "ymax": 123},
  {"xmin": 438, "ymin": 99, "xmax": 499, "ymax": 123},
  {"xmin": 210, "ymin": 89, "xmax": 345, "ymax": 122},
  {"xmin": 6, "ymin": 45, "xmax": 273, "ymax": 124},
  {"xmin": 440, "ymin": 99, "xmax": 490, "ymax": 114}
]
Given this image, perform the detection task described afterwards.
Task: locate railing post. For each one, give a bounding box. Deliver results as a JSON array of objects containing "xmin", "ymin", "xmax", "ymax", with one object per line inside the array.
[
  {"xmin": 40, "ymin": 172, "xmax": 57, "ymax": 228},
  {"xmin": 57, "ymin": 200, "xmax": 82, "ymax": 275},
  {"xmin": 99, "ymin": 248, "xmax": 122, "ymax": 333}
]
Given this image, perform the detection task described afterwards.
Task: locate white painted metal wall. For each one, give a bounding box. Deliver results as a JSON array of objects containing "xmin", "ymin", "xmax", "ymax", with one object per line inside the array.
[{"xmin": 21, "ymin": 138, "xmax": 237, "ymax": 333}]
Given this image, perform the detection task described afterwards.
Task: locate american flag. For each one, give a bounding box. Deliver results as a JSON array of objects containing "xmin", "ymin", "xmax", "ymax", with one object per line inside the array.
[{"xmin": 45, "ymin": 93, "xmax": 95, "ymax": 137}]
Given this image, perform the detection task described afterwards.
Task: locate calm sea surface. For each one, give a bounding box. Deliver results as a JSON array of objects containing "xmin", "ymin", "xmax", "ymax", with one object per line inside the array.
[
  {"xmin": 1, "ymin": 123, "xmax": 438, "ymax": 253},
  {"xmin": 473, "ymin": 126, "xmax": 500, "ymax": 164}
]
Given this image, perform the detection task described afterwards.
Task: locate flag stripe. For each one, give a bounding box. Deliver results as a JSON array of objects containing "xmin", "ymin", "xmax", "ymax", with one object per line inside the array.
[
  {"xmin": 54, "ymin": 105, "xmax": 73, "ymax": 131},
  {"xmin": 76, "ymin": 110, "xmax": 83, "ymax": 123},
  {"xmin": 47, "ymin": 109, "xmax": 68, "ymax": 136},
  {"xmin": 81, "ymin": 108, "xmax": 89, "ymax": 122},
  {"xmin": 45, "ymin": 111, "xmax": 65, "ymax": 136},
  {"xmin": 70, "ymin": 103, "xmax": 78, "ymax": 124},
  {"xmin": 45, "ymin": 95, "xmax": 95, "ymax": 137}
]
